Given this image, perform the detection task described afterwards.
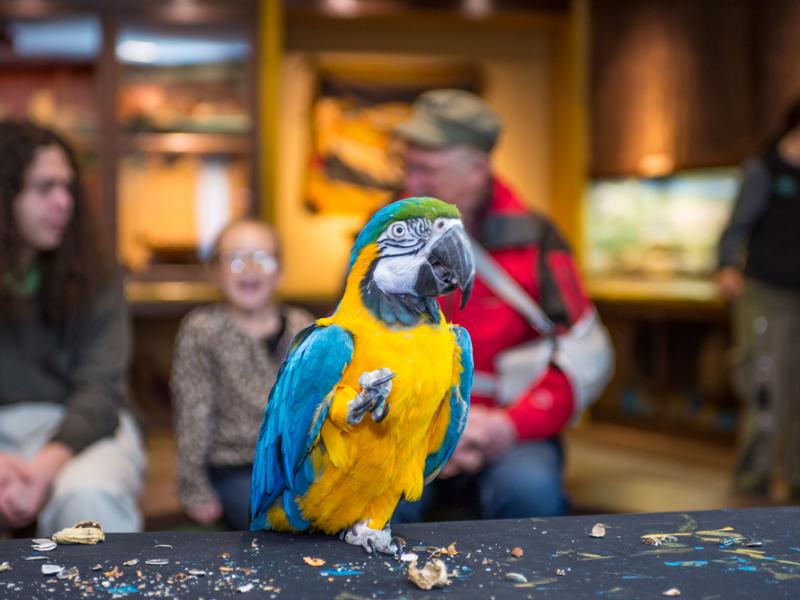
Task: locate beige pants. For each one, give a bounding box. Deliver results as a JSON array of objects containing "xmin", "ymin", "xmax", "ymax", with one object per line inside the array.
[
  {"xmin": 731, "ymin": 279, "xmax": 800, "ymax": 494},
  {"xmin": 0, "ymin": 403, "xmax": 147, "ymax": 536}
]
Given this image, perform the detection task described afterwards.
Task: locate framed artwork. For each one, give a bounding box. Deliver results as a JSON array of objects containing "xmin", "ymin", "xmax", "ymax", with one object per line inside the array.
[{"xmin": 304, "ymin": 58, "xmax": 481, "ymax": 216}]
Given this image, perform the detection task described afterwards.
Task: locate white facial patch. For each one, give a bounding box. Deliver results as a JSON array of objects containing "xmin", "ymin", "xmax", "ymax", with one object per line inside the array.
[{"xmin": 372, "ymin": 254, "xmax": 428, "ymax": 294}]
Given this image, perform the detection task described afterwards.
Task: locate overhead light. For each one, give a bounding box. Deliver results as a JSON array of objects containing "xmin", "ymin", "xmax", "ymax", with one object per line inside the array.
[
  {"xmin": 117, "ymin": 40, "xmax": 159, "ymax": 64},
  {"xmin": 324, "ymin": 0, "xmax": 359, "ymax": 17},
  {"xmin": 638, "ymin": 153, "xmax": 674, "ymax": 178},
  {"xmin": 463, "ymin": 0, "xmax": 492, "ymax": 18}
]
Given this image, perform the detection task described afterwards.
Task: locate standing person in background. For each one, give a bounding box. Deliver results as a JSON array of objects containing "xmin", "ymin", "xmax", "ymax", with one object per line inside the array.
[
  {"xmin": 0, "ymin": 120, "xmax": 146, "ymax": 536},
  {"xmin": 716, "ymin": 100, "xmax": 800, "ymax": 500},
  {"xmin": 391, "ymin": 89, "xmax": 610, "ymax": 522},
  {"xmin": 171, "ymin": 220, "xmax": 313, "ymax": 530}
]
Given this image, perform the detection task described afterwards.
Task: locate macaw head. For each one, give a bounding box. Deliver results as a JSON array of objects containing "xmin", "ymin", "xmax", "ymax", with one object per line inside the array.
[{"xmin": 347, "ymin": 197, "xmax": 475, "ymax": 326}]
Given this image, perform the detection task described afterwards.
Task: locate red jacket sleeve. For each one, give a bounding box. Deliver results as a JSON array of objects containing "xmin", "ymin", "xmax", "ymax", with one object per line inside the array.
[{"xmin": 506, "ymin": 367, "xmax": 575, "ymax": 440}]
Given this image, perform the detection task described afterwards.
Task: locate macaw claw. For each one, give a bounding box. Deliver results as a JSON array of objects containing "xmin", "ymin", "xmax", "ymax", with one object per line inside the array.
[
  {"xmin": 347, "ymin": 368, "xmax": 395, "ymax": 425},
  {"xmin": 390, "ymin": 536, "xmax": 406, "ymax": 559},
  {"xmin": 342, "ymin": 521, "xmax": 400, "ymax": 555}
]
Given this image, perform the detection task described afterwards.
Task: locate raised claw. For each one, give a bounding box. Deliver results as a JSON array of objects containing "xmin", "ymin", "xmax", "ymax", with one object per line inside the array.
[
  {"xmin": 347, "ymin": 368, "xmax": 395, "ymax": 426},
  {"xmin": 372, "ymin": 398, "xmax": 390, "ymax": 422}
]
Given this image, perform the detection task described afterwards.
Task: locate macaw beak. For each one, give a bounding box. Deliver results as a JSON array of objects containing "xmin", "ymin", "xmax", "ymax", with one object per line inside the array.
[{"xmin": 414, "ymin": 222, "xmax": 476, "ymax": 308}]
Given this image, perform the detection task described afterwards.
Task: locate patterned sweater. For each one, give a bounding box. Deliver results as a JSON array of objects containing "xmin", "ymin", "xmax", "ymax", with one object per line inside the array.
[{"xmin": 170, "ymin": 304, "xmax": 314, "ymax": 510}]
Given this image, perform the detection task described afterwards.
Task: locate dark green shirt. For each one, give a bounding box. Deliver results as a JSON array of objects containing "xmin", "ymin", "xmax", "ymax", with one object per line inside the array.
[{"xmin": 0, "ymin": 273, "xmax": 131, "ymax": 453}]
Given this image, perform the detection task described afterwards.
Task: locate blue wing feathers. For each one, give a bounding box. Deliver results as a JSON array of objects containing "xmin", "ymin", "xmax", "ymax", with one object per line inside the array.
[
  {"xmin": 423, "ymin": 326, "xmax": 473, "ymax": 482},
  {"xmin": 249, "ymin": 323, "xmax": 354, "ymax": 530}
]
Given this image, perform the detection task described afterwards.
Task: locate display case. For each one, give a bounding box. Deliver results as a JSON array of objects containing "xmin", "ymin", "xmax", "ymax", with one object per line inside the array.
[
  {"xmin": 114, "ymin": 20, "xmax": 256, "ymax": 278},
  {"xmin": 0, "ymin": 11, "xmax": 103, "ymax": 212},
  {"xmin": 583, "ymin": 168, "xmax": 741, "ymax": 440},
  {"xmin": 0, "ymin": 1, "xmax": 260, "ymax": 302}
]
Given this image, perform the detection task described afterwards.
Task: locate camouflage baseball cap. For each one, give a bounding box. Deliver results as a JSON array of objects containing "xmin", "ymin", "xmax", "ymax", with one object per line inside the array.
[{"xmin": 395, "ymin": 89, "xmax": 501, "ymax": 153}]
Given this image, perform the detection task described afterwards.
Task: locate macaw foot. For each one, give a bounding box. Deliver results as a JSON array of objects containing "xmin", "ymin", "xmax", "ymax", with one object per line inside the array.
[
  {"xmin": 347, "ymin": 368, "xmax": 395, "ymax": 425},
  {"xmin": 341, "ymin": 520, "xmax": 404, "ymax": 556}
]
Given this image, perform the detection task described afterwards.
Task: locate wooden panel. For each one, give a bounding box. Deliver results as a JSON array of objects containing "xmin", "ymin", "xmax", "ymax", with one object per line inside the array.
[
  {"xmin": 590, "ymin": 0, "xmax": 755, "ymax": 176},
  {"xmin": 755, "ymin": 0, "xmax": 800, "ymax": 142}
]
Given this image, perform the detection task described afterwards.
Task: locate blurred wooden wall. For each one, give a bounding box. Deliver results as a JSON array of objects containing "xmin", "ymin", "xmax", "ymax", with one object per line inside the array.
[{"xmin": 590, "ymin": 0, "xmax": 800, "ymax": 177}]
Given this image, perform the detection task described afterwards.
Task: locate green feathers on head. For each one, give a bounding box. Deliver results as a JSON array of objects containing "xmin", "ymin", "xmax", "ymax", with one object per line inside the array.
[{"xmin": 348, "ymin": 197, "xmax": 460, "ymax": 269}]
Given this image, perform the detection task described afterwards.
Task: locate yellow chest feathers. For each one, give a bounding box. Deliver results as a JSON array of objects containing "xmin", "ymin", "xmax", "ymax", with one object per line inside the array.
[
  {"xmin": 327, "ymin": 310, "xmax": 456, "ymax": 422},
  {"xmin": 301, "ymin": 312, "xmax": 458, "ymax": 532}
]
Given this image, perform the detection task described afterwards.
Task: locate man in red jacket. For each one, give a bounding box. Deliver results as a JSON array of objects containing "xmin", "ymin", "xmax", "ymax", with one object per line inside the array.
[{"xmin": 392, "ymin": 89, "xmax": 594, "ymax": 520}]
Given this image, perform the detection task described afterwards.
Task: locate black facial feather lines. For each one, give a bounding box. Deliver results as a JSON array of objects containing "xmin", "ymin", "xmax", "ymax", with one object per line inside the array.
[{"xmin": 378, "ymin": 218, "xmax": 430, "ymax": 255}]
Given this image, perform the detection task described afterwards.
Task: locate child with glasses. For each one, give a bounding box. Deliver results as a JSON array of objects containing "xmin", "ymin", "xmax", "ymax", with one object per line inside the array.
[{"xmin": 170, "ymin": 219, "xmax": 313, "ymax": 530}]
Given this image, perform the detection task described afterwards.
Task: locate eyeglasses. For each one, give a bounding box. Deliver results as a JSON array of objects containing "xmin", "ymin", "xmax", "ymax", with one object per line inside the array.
[{"xmin": 217, "ymin": 249, "xmax": 278, "ymax": 274}]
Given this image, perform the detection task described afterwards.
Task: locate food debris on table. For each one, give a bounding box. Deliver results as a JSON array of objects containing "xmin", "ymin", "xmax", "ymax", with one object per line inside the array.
[
  {"xmin": 31, "ymin": 540, "xmax": 57, "ymax": 552},
  {"xmin": 104, "ymin": 566, "xmax": 122, "ymax": 579},
  {"xmin": 407, "ymin": 559, "xmax": 452, "ymax": 590},
  {"xmin": 52, "ymin": 520, "xmax": 105, "ymax": 545},
  {"xmin": 57, "ymin": 566, "xmax": 79, "ymax": 580},
  {"xmin": 6, "ymin": 513, "xmax": 796, "ymax": 599},
  {"xmin": 40, "ymin": 564, "xmax": 63, "ymax": 576},
  {"xmin": 445, "ymin": 543, "xmax": 459, "ymax": 556},
  {"xmin": 642, "ymin": 535, "xmax": 680, "ymax": 546},
  {"xmin": 590, "ymin": 523, "xmax": 607, "ymax": 538},
  {"xmin": 411, "ymin": 542, "xmax": 459, "ymax": 559}
]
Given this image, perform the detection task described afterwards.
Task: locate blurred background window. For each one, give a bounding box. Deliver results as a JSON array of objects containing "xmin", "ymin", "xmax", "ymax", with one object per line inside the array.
[
  {"xmin": 585, "ymin": 169, "xmax": 740, "ymax": 280},
  {"xmin": 116, "ymin": 22, "xmax": 255, "ymax": 276}
]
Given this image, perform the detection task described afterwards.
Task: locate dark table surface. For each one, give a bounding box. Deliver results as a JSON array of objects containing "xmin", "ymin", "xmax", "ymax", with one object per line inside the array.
[{"xmin": 2, "ymin": 506, "xmax": 800, "ymax": 598}]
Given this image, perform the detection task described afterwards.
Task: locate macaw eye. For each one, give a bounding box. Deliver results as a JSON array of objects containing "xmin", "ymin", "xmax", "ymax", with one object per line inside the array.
[
  {"xmin": 435, "ymin": 219, "xmax": 446, "ymax": 230},
  {"xmin": 390, "ymin": 222, "xmax": 407, "ymax": 238}
]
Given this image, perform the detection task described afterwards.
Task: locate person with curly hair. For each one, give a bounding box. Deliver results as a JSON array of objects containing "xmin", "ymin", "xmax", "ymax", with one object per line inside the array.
[{"xmin": 0, "ymin": 120, "xmax": 146, "ymax": 536}]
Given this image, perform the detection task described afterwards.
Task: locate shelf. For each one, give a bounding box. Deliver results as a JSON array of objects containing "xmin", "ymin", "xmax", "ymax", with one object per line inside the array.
[
  {"xmin": 587, "ymin": 276, "xmax": 726, "ymax": 311},
  {"xmin": 122, "ymin": 132, "xmax": 250, "ymax": 155},
  {"xmin": 125, "ymin": 279, "xmax": 220, "ymax": 305}
]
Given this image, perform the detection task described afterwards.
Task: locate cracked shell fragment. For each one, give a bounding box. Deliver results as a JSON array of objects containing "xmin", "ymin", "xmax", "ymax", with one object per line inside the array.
[
  {"xmin": 52, "ymin": 521, "xmax": 105, "ymax": 544},
  {"xmin": 590, "ymin": 523, "xmax": 607, "ymax": 538},
  {"xmin": 407, "ymin": 559, "xmax": 452, "ymax": 590},
  {"xmin": 41, "ymin": 564, "xmax": 64, "ymax": 576},
  {"xmin": 32, "ymin": 541, "xmax": 57, "ymax": 552}
]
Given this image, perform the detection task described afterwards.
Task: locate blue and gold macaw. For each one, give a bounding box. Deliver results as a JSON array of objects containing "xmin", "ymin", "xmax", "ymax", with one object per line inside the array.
[{"xmin": 249, "ymin": 197, "xmax": 474, "ymax": 554}]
